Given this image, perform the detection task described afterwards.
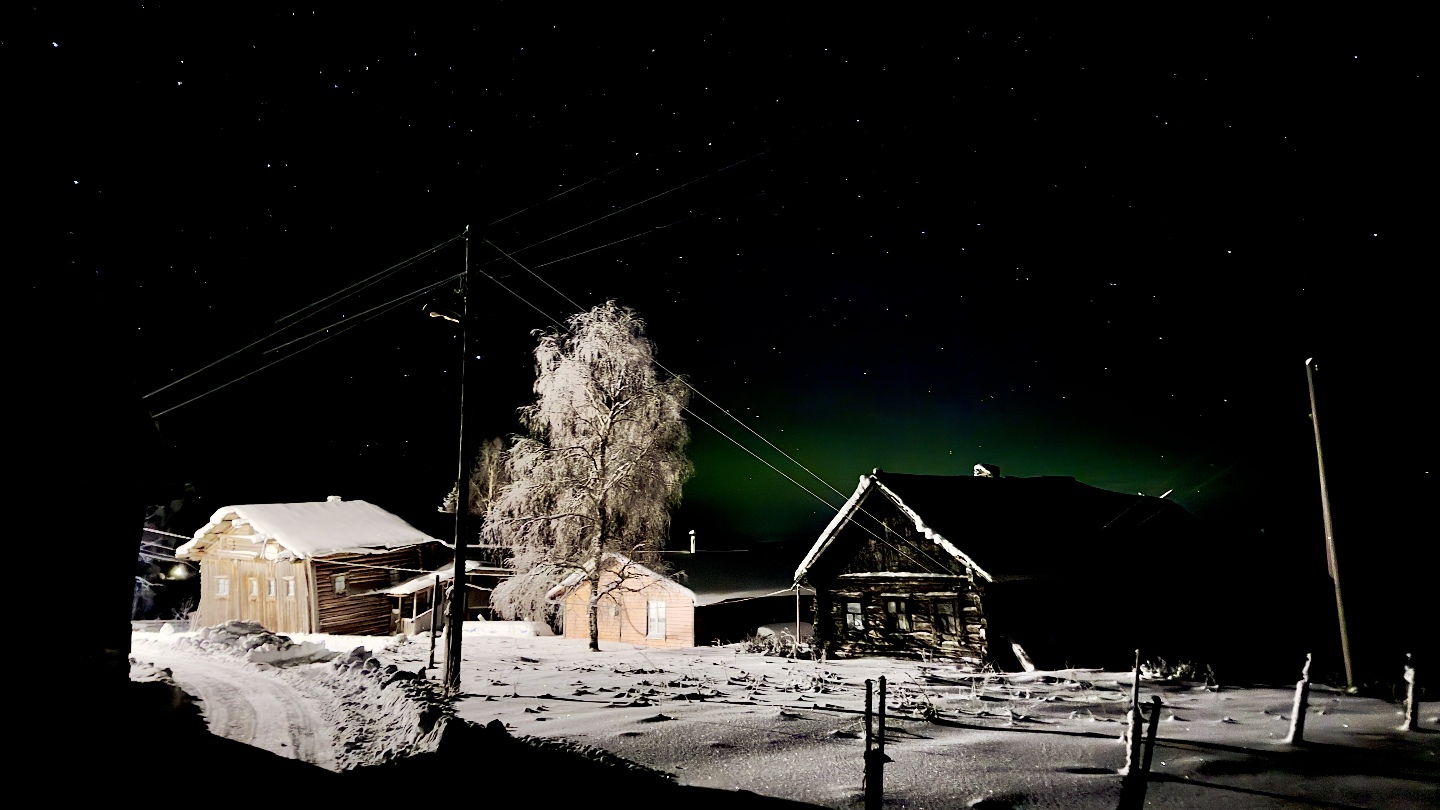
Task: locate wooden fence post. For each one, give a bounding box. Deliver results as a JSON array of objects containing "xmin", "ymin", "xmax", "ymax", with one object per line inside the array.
[
  {"xmin": 1402, "ymin": 653, "xmax": 1419, "ymax": 732},
  {"xmin": 863, "ymin": 677, "xmax": 891, "ymax": 810},
  {"xmin": 1121, "ymin": 650, "xmax": 1144, "ymax": 776},
  {"xmin": 1284, "ymin": 653, "xmax": 1312, "ymax": 744},
  {"xmin": 864, "ymin": 678, "xmax": 874, "ymax": 810}
]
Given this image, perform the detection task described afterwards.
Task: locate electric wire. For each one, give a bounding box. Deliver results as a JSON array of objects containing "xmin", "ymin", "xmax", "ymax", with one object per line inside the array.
[
  {"xmin": 479, "ymin": 149, "xmax": 767, "ymax": 266},
  {"xmin": 148, "ymin": 288, "xmax": 428, "ymax": 419},
  {"xmin": 262, "ymin": 272, "xmax": 461, "ymax": 356},
  {"xmin": 485, "ymin": 159, "xmax": 635, "ymax": 228},
  {"xmin": 471, "ymin": 252, "xmax": 961, "ymax": 578},
  {"xmin": 146, "ymin": 146, "xmax": 765, "ymax": 414},
  {"xmin": 274, "ymin": 234, "xmax": 464, "ymax": 324},
  {"xmin": 143, "ymin": 234, "xmax": 462, "ymax": 401}
]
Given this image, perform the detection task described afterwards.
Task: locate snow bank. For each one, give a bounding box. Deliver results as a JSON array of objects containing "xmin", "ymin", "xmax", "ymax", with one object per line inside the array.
[{"xmin": 463, "ymin": 620, "xmax": 554, "ymax": 637}]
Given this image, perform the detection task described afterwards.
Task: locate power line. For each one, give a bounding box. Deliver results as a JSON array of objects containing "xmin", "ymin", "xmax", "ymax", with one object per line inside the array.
[
  {"xmin": 143, "ymin": 234, "xmax": 463, "ymax": 402},
  {"xmin": 467, "ymin": 251, "xmax": 960, "ymax": 577}
]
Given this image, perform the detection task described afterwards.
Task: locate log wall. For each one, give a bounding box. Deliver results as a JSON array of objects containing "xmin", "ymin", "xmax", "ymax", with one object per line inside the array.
[
  {"xmin": 313, "ymin": 547, "xmax": 430, "ymax": 636},
  {"xmin": 815, "ymin": 578, "xmax": 987, "ymax": 667}
]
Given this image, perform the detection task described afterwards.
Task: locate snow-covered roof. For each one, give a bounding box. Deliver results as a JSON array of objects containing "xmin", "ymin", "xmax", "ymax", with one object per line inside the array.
[
  {"xmin": 793, "ymin": 472, "xmax": 993, "ymax": 586},
  {"xmin": 177, "ymin": 497, "xmax": 440, "ymax": 561},
  {"xmin": 369, "ymin": 559, "xmax": 512, "ymax": 596},
  {"xmin": 544, "ymin": 552, "xmax": 697, "ymax": 602},
  {"xmin": 793, "ymin": 470, "xmax": 1203, "ymax": 585}
]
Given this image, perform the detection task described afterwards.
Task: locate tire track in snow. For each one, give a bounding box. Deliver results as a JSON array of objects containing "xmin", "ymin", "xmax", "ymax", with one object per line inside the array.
[{"xmin": 132, "ymin": 642, "xmax": 338, "ymax": 771}]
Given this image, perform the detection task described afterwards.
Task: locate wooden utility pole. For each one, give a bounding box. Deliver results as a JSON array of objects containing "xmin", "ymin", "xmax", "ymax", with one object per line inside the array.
[
  {"xmin": 1306, "ymin": 358, "xmax": 1354, "ymax": 690},
  {"xmin": 444, "ymin": 227, "xmax": 475, "ymax": 695},
  {"xmin": 428, "ymin": 574, "xmax": 440, "ymax": 670}
]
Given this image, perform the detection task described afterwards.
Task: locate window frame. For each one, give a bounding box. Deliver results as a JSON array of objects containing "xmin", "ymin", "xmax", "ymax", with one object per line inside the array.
[
  {"xmin": 844, "ymin": 601, "xmax": 864, "ymax": 634},
  {"xmin": 934, "ymin": 599, "xmax": 958, "ymax": 635},
  {"xmin": 646, "ymin": 599, "xmax": 667, "ymax": 640},
  {"xmin": 215, "ymin": 576, "xmax": 230, "ymax": 598},
  {"xmin": 884, "ymin": 598, "xmax": 911, "ymax": 632}
]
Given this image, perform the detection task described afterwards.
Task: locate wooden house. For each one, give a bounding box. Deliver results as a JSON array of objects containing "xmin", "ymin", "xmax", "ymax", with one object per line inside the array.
[
  {"xmin": 177, "ymin": 496, "xmax": 450, "ymax": 636},
  {"xmin": 546, "ymin": 553, "xmax": 696, "ymax": 648},
  {"xmin": 793, "ymin": 468, "xmax": 1206, "ymax": 669}
]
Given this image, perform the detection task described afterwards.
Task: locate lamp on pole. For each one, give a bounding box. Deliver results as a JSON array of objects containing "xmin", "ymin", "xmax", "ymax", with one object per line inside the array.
[
  {"xmin": 1306, "ymin": 357, "xmax": 1354, "ymax": 690},
  {"xmin": 444, "ymin": 226, "xmax": 476, "ymax": 695}
]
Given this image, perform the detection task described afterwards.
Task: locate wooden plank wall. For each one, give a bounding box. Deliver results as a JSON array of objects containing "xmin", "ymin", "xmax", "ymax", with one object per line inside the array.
[
  {"xmin": 561, "ymin": 573, "xmax": 695, "ymax": 648},
  {"xmin": 194, "ymin": 539, "xmax": 314, "ymax": 633},
  {"xmin": 313, "ymin": 547, "xmax": 427, "ymax": 636}
]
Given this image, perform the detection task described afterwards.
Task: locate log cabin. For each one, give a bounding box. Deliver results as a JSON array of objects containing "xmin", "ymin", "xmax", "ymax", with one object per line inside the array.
[
  {"xmin": 546, "ymin": 552, "xmax": 696, "ymax": 648},
  {"xmin": 177, "ymin": 496, "xmax": 451, "ymax": 635},
  {"xmin": 793, "ymin": 467, "xmax": 1206, "ymax": 669}
]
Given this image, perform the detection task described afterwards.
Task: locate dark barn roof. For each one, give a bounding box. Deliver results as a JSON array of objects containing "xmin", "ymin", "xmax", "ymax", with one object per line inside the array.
[{"xmin": 796, "ymin": 470, "xmax": 1207, "ymax": 585}]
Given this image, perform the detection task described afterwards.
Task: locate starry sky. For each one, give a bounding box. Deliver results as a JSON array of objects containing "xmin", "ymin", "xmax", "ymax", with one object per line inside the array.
[{"xmin": 28, "ymin": 9, "xmax": 1426, "ymax": 618}]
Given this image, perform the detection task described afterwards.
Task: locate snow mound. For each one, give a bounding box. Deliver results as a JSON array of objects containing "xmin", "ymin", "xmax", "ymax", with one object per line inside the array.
[
  {"xmin": 464, "ymin": 620, "xmax": 554, "ymax": 637},
  {"xmin": 179, "ymin": 620, "xmax": 341, "ymax": 666}
]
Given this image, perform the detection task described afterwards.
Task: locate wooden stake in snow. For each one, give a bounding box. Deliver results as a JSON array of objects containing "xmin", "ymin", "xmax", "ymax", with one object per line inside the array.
[
  {"xmin": 1284, "ymin": 653, "xmax": 1312, "ymax": 744},
  {"xmin": 864, "ymin": 677, "xmax": 890, "ymax": 810},
  {"xmin": 1402, "ymin": 653, "xmax": 1419, "ymax": 732},
  {"xmin": 1121, "ymin": 649, "xmax": 1144, "ymax": 776}
]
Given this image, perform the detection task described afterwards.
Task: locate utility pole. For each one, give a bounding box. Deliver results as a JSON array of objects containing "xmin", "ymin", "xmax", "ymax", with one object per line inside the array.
[
  {"xmin": 444, "ymin": 226, "xmax": 475, "ymax": 695},
  {"xmin": 1306, "ymin": 358, "xmax": 1354, "ymax": 690}
]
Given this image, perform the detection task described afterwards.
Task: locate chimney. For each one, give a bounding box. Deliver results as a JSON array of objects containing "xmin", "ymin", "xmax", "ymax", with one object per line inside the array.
[
  {"xmin": 327, "ymin": 495, "xmax": 343, "ymax": 502},
  {"xmin": 973, "ymin": 463, "xmax": 1000, "ymax": 478}
]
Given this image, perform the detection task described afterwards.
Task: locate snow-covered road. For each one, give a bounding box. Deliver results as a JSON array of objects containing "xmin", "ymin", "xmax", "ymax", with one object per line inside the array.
[{"xmin": 131, "ymin": 637, "xmax": 338, "ymax": 771}]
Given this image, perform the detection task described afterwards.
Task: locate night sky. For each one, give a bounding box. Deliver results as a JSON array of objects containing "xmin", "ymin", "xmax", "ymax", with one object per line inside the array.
[{"xmin": 26, "ymin": 9, "xmax": 1427, "ymax": 656}]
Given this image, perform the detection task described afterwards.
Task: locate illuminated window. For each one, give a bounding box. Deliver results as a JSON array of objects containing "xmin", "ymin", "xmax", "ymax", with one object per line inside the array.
[
  {"xmin": 248, "ymin": 578, "xmax": 260, "ymax": 598},
  {"xmin": 284, "ymin": 577, "xmax": 296, "ymax": 598},
  {"xmin": 334, "ymin": 574, "xmax": 347, "ymax": 594},
  {"xmin": 845, "ymin": 602, "xmax": 864, "ymax": 632},
  {"xmin": 267, "ymin": 579, "xmax": 276, "ymax": 598},
  {"xmin": 216, "ymin": 576, "xmax": 230, "ymax": 597},
  {"xmin": 646, "ymin": 600, "xmax": 666, "ymax": 639}
]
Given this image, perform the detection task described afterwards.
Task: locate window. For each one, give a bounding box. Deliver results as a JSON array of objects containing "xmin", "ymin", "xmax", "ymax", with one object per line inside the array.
[
  {"xmin": 935, "ymin": 600, "xmax": 957, "ymax": 635},
  {"xmin": 646, "ymin": 600, "xmax": 666, "ymax": 639},
  {"xmin": 334, "ymin": 574, "xmax": 347, "ymax": 595},
  {"xmin": 845, "ymin": 601, "xmax": 864, "ymax": 633},
  {"xmin": 216, "ymin": 576, "xmax": 230, "ymax": 597},
  {"xmin": 248, "ymin": 578, "xmax": 260, "ymax": 598},
  {"xmin": 266, "ymin": 579, "xmax": 276, "ymax": 599},
  {"xmin": 284, "ymin": 577, "xmax": 296, "ymax": 598},
  {"xmin": 885, "ymin": 598, "xmax": 911, "ymax": 632}
]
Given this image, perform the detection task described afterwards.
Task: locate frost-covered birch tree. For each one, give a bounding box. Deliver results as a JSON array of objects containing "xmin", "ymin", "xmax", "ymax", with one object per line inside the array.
[
  {"xmin": 485, "ymin": 301, "xmax": 691, "ymax": 650},
  {"xmin": 439, "ymin": 436, "xmax": 510, "ymax": 517}
]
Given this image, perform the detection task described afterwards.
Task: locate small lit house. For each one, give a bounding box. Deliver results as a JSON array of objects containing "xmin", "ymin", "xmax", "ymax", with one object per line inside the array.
[
  {"xmin": 546, "ymin": 552, "xmax": 696, "ymax": 648},
  {"xmin": 177, "ymin": 497, "xmax": 450, "ymax": 635}
]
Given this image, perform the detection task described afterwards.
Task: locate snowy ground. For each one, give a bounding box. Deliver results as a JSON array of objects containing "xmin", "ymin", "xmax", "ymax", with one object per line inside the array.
[{"xmin": 130, "ymin": 625, "xmax": 1439, "ymax": 809}]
